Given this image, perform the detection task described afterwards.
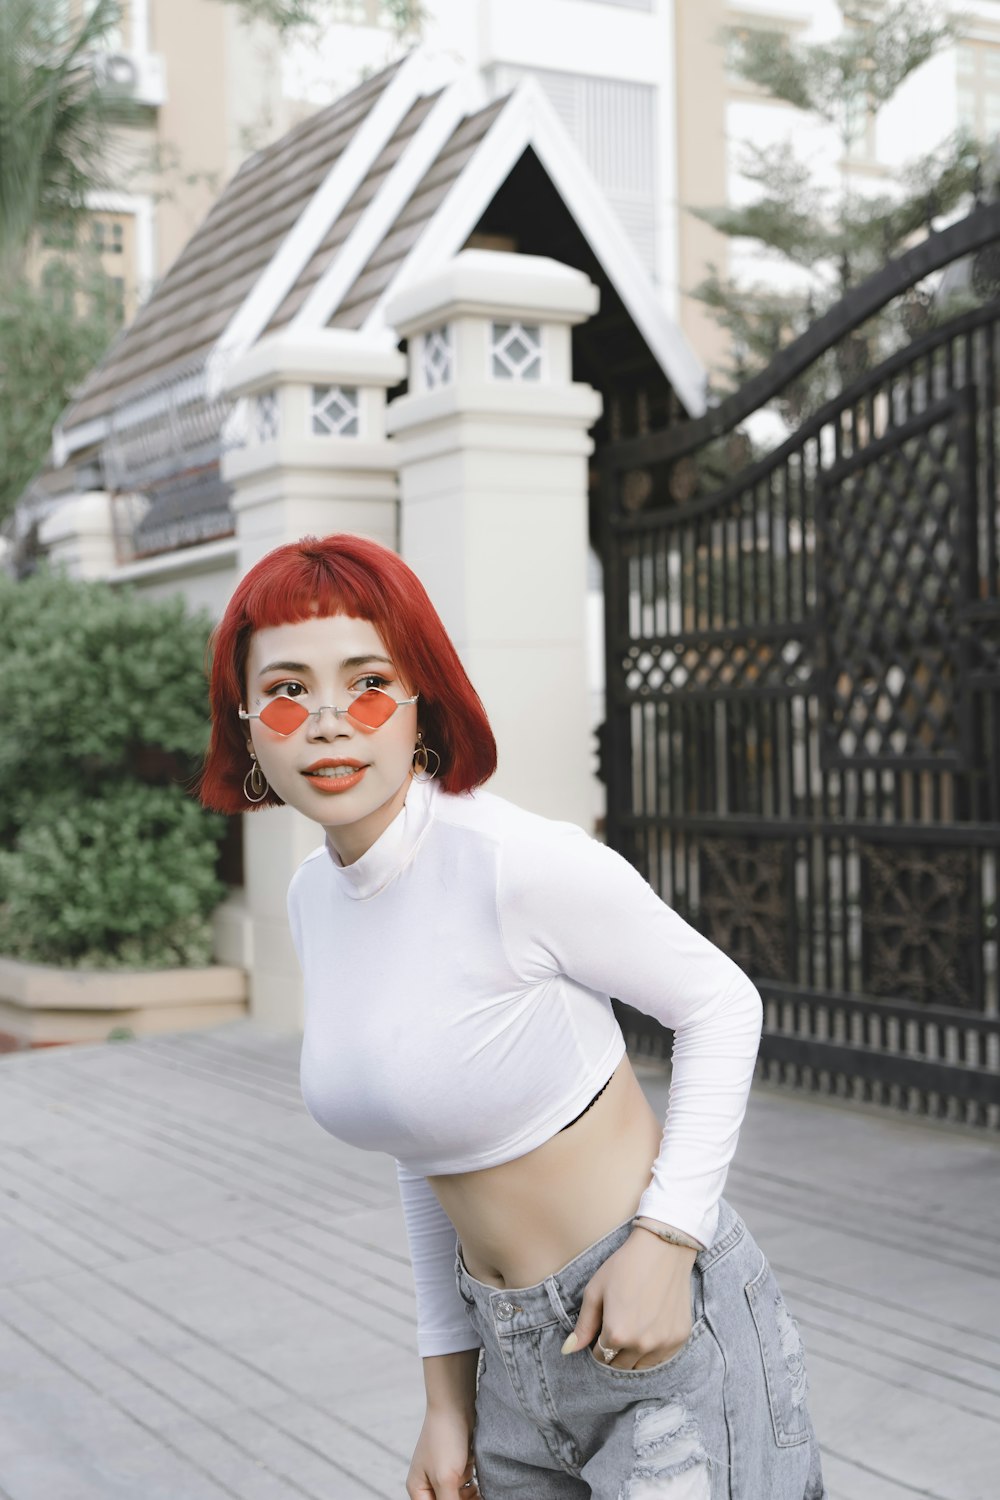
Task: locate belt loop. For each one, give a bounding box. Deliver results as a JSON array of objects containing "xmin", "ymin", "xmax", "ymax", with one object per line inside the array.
[
  {"xmin": 691, "ymin": 1257, "xmax": 706, "ymax": 1322},
  {"xmin": 543, "ymin": 1275, "xmax": 576, "ymax": 1333},
  {"xmin": 455, "ymin": 1250, "xmax": 475, "ymax": 1308}
]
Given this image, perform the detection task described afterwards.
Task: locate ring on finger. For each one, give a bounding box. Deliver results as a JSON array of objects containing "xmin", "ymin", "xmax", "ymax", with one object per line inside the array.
[{"xmin": 597, "ymin": 1339, "xmax": 619, "ymax": 1363}]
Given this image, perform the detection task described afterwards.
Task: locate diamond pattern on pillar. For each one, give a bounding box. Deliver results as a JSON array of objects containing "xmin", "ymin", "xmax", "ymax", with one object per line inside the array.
[
  {"xmin": 491, "ymin": 322, "xmax": 542, "ymax": 380},
  {"xmin": 252, "ymin": 390, "xmax": 279, "ymax": 443},
  {"xmin": 311, "ymin": 384, "xmax": 359, "ymax": 437},
  {"xmin": 420, "ymin": 325, "xmax": 453, "ymax": 388}
]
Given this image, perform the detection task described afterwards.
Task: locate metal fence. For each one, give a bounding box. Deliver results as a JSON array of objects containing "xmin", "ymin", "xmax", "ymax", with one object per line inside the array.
[{"xmin": 601, "ymin": 204, "xmax": 1000, "ymax": 1127}]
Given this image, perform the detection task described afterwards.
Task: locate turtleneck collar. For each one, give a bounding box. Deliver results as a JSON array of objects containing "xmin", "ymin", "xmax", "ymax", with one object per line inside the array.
[{"xmin": 323, "ymin": 775, "xmax": 436, "ymax": 900}]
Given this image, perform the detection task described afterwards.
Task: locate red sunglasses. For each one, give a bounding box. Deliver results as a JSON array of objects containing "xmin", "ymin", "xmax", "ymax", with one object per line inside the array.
[{"xmin": 239, "ymin": 688, "xmax": 418, "ymax": 736}]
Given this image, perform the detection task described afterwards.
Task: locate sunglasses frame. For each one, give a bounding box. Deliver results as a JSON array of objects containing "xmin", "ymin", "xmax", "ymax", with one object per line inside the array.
[{"xmin": 239, "ymin": 687, "xmax": 419, "ymax": 736}]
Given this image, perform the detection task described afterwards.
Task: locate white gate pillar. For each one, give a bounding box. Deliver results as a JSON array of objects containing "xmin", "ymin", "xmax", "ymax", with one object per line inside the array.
[
  {"xmin": 222, "ymin": 330, "xmax": 406, "ymax": 571},
  {"xmin": 220, "ymin": 330, "xmax": 406, "ymax": 1030},
  {"xmin": 385, "ymin": 251, "xmax": 602, "ymax": 827}
]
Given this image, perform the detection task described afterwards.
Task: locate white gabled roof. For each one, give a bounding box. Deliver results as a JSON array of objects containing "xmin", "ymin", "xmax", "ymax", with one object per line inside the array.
[
  {"xmin": 58, "ymin": 46, "xmax": 705, "ymax": 463},
  {"xmin": 360, "ymin": 76, "xmax": 706, "ymax": 416}
]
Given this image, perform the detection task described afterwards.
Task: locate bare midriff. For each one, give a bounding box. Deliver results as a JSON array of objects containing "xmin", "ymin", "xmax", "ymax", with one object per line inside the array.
[{"xmin": 428, "ymin": 1057, "xmax": 664, "ymax": 1289}]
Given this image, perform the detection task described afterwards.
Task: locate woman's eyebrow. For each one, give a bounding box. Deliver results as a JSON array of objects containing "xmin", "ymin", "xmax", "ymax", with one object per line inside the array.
[
  {"xmin": 256, "ymin": 655, "xmax": 393, "ymax": 677},
  {"xmin": 341, "ymin": 654, "xmax": 394, "ymax": 670},
  {"xmin": 257, "ymin": 660, "xmax": 310, "ymax": 677}
]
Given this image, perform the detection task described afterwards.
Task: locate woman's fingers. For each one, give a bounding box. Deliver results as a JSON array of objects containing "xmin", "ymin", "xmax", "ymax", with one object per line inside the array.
[
  {"xmin": 459, "ymin": 1456, "xmax": 481, "ymax": 1495},
  {"xmin": 408, "ymin": 1464, "xmax": 479, "ymax": 1499},
  {"xmin": 588, "ymin": 1328, "xmax": 640, "ymax": 1369},
  {"xmin": 409, "ymin": 1479, "xmax": 478, "ymax": 1499},
  {"xmin": 561, "ymin": 1281, "xmax": 604, "ymax": 1355},
  {"xmin": 605, "ymin": 1339, "xmax": 640, "ymax": 1370}
]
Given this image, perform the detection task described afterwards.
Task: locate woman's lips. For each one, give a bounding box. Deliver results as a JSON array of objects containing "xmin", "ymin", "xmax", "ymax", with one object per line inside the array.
[{"xmin": 302, "ymin": 763, "xmax": 367, "ymax": 794}]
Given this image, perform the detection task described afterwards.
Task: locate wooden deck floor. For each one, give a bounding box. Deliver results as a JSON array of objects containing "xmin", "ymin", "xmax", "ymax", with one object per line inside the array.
[{"xmin": 0, "ymin": 1021, "xmax": 996, "ymax": 1500}]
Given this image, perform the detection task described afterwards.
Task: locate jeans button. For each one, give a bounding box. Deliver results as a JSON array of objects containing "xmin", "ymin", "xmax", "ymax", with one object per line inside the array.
[{"xmin": 494, "ymin": 1298, "xmax": 516, "ymax": 1320}]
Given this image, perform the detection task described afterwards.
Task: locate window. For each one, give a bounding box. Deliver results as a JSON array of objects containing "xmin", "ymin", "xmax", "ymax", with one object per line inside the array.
[
  {"xmin": 91, "ymin": 212, "xmax": 137, "ymax": 317},
  {"xmin": 506, "ymin": 66, "xmax": 658, "ymax": 272},
  {"xmin": 42, "ymin": 259, "xmax": 76, "ymax": 316},
  {"xmin": 957, "ymin": 42, "xmax": 1000, "ymax": 144},
  {"xmin": 844, "ymin": 80, "xmax": 877, "ymax": 164},
  {"xmin": 93, "ymin": 219, "xmax": 124, "ymax": 255},
  {"xmin": 41, "ymin": 217, "xmax": 77, "ymax": 250},
  {"xmin": 329, "ymin": 0, "xmax": 382, "ymax": 22}
]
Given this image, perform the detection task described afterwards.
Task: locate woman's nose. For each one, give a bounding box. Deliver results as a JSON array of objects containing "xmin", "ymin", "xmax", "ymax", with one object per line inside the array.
[{"xmin": 305, "ymin": 705, "xmax": 350, "ymax": 737}]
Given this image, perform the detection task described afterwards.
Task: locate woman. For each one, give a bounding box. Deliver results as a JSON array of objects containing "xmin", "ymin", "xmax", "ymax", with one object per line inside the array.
[{"xmin": 200, "ymin": 533, "xmax": 825, "ymax": 1500}]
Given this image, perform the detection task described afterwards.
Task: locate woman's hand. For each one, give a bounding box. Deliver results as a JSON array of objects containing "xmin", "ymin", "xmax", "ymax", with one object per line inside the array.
[
  {"xmin": 406, "ymin": 1404, "xmax": 480, "ymax": 1500},
  {"xmin": 561, "ymin": 1229, "xmax": 698, "ymax": 1370}
]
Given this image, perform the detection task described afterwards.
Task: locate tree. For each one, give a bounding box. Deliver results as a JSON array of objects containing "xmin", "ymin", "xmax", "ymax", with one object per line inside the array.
[
  {"xmin": 0, "ymin": 0, "xmax": 141, "ymax": 522},
  {"xmin": 217, "ymin": 0, "xmax": 425, "ymax": 39},
  {"xmin": 692, "ymin": 2, "xmax": 982, "ymax": 399},
  {"xmin": 0, "ymin": 0, "xmax": 134, "ymax": 278},
  {"xmin": 0, "ymin": 260, "xmax": 122, "ymax": 524}
]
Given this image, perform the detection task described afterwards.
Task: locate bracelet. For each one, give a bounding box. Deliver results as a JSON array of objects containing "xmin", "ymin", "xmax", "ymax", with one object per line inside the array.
[{"xmin": 631, "ymin": 1216, "xmax": 703, "ymax": 1252}]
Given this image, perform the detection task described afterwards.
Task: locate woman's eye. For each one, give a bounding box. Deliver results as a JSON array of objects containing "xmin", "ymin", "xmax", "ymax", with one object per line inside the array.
[
  {"xmin": 354, "ymin": 673, "xmax": 389, "ymax": 692},
  {"xmin": 265, "ymin": 680, "xmax": 306, "ymax": 698}
]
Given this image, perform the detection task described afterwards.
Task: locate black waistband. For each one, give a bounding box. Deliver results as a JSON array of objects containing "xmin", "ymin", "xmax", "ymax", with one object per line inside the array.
[{"xmin": 558, "ymin": 1072, "xmax": 615, "ymax": 1132}]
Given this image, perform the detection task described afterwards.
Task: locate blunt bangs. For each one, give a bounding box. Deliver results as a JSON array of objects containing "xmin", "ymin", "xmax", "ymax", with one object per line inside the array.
[{"xmin": 198, "ymin": 535, "xmax": 497, "ymax": 814}]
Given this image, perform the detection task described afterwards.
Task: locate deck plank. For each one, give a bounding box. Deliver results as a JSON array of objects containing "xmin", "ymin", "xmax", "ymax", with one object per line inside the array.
[{"xmin": 1, "ymin": 1023, "xmax": 996, "ymax": 1500}]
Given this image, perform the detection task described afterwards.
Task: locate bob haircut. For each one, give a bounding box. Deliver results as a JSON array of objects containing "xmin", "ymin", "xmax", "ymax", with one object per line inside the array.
[{"xmin": 199, "ymin": 534, "xmax": 497, "ymax": 813}]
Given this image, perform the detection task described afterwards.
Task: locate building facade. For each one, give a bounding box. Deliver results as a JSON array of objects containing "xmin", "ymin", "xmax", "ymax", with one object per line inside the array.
[
  {"xmin": 27, "ymin": 54, "xmax": 706, "ymax": 1031},
  {"xmin": 17, "ymin": 2, "xmax": 1000, "ymax": 1039},
  {"xmin": 48, "ymin": 3, "xmax": 1000, "ymax": 388}
]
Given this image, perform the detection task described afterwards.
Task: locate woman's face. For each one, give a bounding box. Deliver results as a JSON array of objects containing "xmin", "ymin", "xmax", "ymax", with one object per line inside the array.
[{"xmin": 243, "ymin": 613, "xmax": 419, "ymax": 865}]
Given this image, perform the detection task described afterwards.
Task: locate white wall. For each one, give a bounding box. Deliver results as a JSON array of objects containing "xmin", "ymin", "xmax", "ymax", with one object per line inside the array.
[
  {"xmin": 280, "ymin": 16, "xmax": 400, "ymax": 107},
  {"xmin": 113, "ymin": 544, "xmax": 241, "ymax": 617}
]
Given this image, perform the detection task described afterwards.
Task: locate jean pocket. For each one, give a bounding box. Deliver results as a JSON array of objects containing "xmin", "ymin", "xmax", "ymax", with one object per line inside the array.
[
  {"xmin": 745, "ymin": 1256, "xmax": 811, "ymax": 1448},
  {"xmin": 586, "ymin": 1315, "xmax": 708, "ymax": 1379}
]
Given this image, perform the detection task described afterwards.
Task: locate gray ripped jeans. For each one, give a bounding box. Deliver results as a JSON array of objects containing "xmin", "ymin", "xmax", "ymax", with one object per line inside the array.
[{"xmin": 456, "ymin": 1199, "xmax": 825, "ymax": 1499}]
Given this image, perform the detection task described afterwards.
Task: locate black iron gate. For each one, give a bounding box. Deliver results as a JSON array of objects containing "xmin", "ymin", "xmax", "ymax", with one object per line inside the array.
[{"xmin": 601, "ymin": 206, "xmax": 1000, "ymax": 1126}]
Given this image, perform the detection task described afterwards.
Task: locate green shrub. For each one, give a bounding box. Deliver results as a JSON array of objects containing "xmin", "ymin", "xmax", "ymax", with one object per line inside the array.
[
  {"xmin": 0, "ymin": 785, "xmax": 225, "ymax": 967},
  {"xmin": 0, "ymin": 569, "xmax": 227, "ymax": 968},
  {"xmin": 0, "ymin": 570, "xmax": 213, "ymax": 836}
]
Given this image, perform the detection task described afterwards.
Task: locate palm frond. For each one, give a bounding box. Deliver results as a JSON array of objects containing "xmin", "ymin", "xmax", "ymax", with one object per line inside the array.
[{"xmin": 0, "ymin": 0, "xmax": 132, "ymax": 271}]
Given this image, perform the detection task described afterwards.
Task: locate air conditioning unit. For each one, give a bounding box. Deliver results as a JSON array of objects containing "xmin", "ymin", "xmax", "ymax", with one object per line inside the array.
[{"xmin": 93, "ymin": 50, "xmax": 167, "ymax": 108}]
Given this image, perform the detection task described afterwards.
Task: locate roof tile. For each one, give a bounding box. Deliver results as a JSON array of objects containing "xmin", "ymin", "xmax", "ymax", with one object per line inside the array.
[
  {"xmin": 63, "ymin": 58, "xmax": 406, "ymax": 430},
  {"xmin": 330, "ymin": 96, "xmax": 508, "ymax": 330},
  {"xmin": 265, "ymin": 90, "xmax": 442, "ymax": 336}
]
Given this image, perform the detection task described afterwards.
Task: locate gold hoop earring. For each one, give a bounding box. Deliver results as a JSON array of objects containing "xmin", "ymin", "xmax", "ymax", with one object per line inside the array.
[
  {"xmin": 244, "ymin": 750, "xmax": 269, "ymax": 803},
  {"xmin": 412, "ymin": 732, "xmax": 441, "ymax": 783}
]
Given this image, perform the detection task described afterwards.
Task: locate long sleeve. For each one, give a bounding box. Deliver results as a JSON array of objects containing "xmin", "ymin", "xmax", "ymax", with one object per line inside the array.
[
  {"xmin": 395, "ymin": 1161, "xmax": 483, "ymax": 1358},
  {"xmin": 498, "ymin": 824, "xmax": 763, "ymax": 1249}
]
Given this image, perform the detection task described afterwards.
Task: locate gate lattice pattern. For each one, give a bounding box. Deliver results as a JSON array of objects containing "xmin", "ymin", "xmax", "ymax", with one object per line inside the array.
[{"xmin": 601, "ymin": 208, "xmax": 1000, "ymax": 1126}]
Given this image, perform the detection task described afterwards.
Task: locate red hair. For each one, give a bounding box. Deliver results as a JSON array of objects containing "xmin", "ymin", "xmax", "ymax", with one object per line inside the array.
[{"xmin": 199, "ymin": 534, "xmax": 497, "ymax": 813}]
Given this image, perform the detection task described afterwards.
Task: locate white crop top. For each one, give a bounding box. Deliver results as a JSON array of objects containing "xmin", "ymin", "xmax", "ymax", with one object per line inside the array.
[{"xmin": 289, "ymin": 776, "xmax": 762, "ymax": 1357}]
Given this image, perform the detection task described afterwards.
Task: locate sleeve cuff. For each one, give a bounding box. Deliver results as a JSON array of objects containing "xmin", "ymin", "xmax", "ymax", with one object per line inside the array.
[
  {"xmin": 635, "ymin": 1188, "xmax": 719, "ymax": 1252},
  {"xmin": 417, "ymin": 1330, "xmax": 484, "ymax": 1358}
]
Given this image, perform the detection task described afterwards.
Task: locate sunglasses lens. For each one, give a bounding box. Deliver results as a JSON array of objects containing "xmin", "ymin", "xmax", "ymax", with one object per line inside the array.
[
  {"xmin": 259, "ymin": 697, "xmax": 310, "ymax": 734},
  {"xmin": 348, "ymin": 689, "xmax": 396, "ymax": 729}
]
